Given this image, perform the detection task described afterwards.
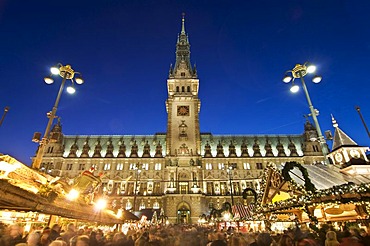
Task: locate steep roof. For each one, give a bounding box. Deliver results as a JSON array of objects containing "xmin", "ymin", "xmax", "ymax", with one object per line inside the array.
[{"xmin": 331, "ymin": 115, "xmax": 358, "ymax": 151}]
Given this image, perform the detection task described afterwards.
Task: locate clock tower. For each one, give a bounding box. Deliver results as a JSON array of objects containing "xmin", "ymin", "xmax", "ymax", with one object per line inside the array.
[{"xmin": 165, "ymin": 15, "xmax": 201, "ymax": 159}]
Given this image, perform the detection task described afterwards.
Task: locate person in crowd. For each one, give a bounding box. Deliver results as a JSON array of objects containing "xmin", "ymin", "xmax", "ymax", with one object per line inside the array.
[
  {"xmin": 338, "ymin": 230, "xmax": 364, "ymax": 246},
  {"xmin": 359, "ymin": 228, "xmax": 370, "ymax": 246},
  {"xmin": 75, "ymin": 235, "xmax": 90, "ymax": 246},
  {"xmin": 49, "ymin": 240, "xmax": 67, "ymax": 246},
  {"xmin": 5, "ymin": 224, "xmax": 27, "ymax": 246},
  {"xmin": 49, "ymin": 224, "xmax": 62, "ymax": 241},
  {"xmin": 227, "ymin": 233, "xmax": 248, "ymax": 246},
  {"xmin": 278, "ymin": 234, "xmax": 294, "ymax": 246},
  {"xmin": 325, "ymin": 231, "xmax": 339, "ymax": 246},
  {"xmin": 135, "ymin": 231, "xmax": 149, "ymax": 246},
  {"xmin": 89, "ymin": 230, "xmax": 100, "ymax": 246},
  {"xmin": 349, "ymin": 228, "xmax": 362, "ymax": 242},
  {"xmin": 210, "ymin": 232, "xmax": 227, "ymax": 246},
  {"xmin": 124, "ymin": 235, "xmax": 135, "ymax": 246},
  {"xmin": 296, "ymin": 238, "xmax": 318, "ymax": 246},
  {"xmin": 61, "ymin": 223, "xmax": 76, "ymax": 244},
  {"xmin": 40, "ymin": 227, "xmax": 52, "ymax": 246},
  {"xmin": 27, "ymin": 231, "xmax": 41, "ymax": 246},
  {"xmin": 95, "ymin": 230, "xmax": 106, "ymax": 246},
  {"xmin": 255, "ymin": 233, "xmax": 273, "ymax": 246}
]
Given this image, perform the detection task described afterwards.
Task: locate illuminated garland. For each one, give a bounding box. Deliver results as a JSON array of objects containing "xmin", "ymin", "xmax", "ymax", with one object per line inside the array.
[
  {"xmin": 262, "ymin": 182, "xmax": 370, "ymax": 213},
  {"xmin": 252, "ymin": 164, "xmax": 370, "ymax": 225},
  {"xmin": 282, "ymin": 161, "xmax": 316, "ymax": 192}
]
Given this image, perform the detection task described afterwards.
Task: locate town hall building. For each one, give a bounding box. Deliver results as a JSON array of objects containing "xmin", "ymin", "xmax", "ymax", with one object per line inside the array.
[{"xmin": 34, "ymin": 17, "xmax": 369, "ymax": 224}]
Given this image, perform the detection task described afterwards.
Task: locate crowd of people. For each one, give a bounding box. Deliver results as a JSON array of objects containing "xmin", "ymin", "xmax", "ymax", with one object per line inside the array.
[{"xmin": 0, "ymin": 221, "xmax": 369, "ymax": 246}]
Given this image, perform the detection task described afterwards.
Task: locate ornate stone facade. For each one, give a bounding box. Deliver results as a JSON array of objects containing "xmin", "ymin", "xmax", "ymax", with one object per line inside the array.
[{"xmin": 34, "ymin": 17, "xmax": 327, "ymax": 224}]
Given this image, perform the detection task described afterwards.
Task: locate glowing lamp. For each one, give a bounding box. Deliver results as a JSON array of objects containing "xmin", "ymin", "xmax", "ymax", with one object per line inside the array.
[
  {"xmin": 95, "ymin": 198, "xmax": 107, "ymax": 210},
  {"xmin": 306, "ymin": 64, "xmax": 316, "ymax": 73},
  {"xmin": 50, "ymin": 66, "xmax": 60, "ymax": 75},
  {"xmin": 44, "ymin": 77, "xmax": 54, "ymax": 84},
  {"xmin": 312, "ymin": 75, "xmax": 322, "ymax": 83},
  {"xmin": 75, "ymin": 76, "xmax": 84, "ymax": 85},
  {"xmin": 290, "ymin": 84, "xmax": 299, "ymax": 93},
  {"xmin": 283, "ymin": 75, "xmax": 292, "ymax": 83},
  {"xmin": 66, "ymin": 189, "xmax": 79, "ymax": 201},
  {"xmin": 66, "ymin": 86, "xmax": 76, "ymax": 94}
]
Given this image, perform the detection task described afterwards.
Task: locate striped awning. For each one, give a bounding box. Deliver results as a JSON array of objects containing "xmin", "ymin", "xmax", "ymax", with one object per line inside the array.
[{"xmin": 232, "ymin": 204, "xmax": 254, "ymax": 220}]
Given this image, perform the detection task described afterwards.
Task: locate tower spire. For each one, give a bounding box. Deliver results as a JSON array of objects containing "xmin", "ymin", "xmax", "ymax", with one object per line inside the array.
[
  {"xmin": 169, "ymin": 13, "xmax": 196, "ymax": 79},
  {"xmin": 181, "ymin": 13, "xmax": 186, "ymax": 34}
]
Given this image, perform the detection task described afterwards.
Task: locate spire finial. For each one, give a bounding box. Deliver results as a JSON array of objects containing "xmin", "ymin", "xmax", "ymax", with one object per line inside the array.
[
  {"xmin": 331, "ymin": 114, "xmax": 338, "ymax": 128},
  {"xmin": 181, "ymin": 13, "xmax": 186, "ymax": 34}
]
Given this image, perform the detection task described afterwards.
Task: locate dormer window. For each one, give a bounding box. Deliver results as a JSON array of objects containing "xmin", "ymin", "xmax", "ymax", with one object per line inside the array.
[{"xmin": 181, "ymin": 72, "xmax": 185, "ymax": 77}]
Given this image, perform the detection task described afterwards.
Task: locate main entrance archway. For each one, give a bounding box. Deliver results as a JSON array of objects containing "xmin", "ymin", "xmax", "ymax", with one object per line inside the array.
[{"xmin": 177, "ymin": 201, "xmax": 191, "ymax": 224}]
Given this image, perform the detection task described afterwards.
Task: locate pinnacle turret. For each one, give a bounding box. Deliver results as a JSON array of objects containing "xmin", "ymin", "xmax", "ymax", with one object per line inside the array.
[
  {"xmin": 169, "ymin": 14, "xmax": 197, "ymax": 79},
  {"xmin": 331, "ymin": 115, "xmax": 358, "ymax": 151}
]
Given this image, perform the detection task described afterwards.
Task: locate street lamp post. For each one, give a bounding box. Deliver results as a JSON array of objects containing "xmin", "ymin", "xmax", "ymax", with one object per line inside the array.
[
  {"xmin": 32, "ymin": 64, "xmax": 84, "ymax": 169},
  {"xmin": 227, "ymin": 163, "xmax": 237, "ymax": 206},
  {"xmin": 283, "ymin": 62, "xmax": 329, "ymax": 160},
  {"xmin": 0, "ymin": 106, "xmax": 10, "ymax": 127},
  {"xmin": 355, "ymin": 106, "xmax": 370, "ymax": 138},
  {"xmin": 133, "ymin": 164, "xmax": 141, "ymax": 212}
]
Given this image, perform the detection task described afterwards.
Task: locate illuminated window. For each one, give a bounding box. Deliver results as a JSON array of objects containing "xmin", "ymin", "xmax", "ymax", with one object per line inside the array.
[
  {"xmin": 155, "ymin": 163, "xmax": 162, "ymax": 170},
  {"xmin": 153, "ymin": 201, "xmax": 160, "ymax": 209},
  {"xmin": 66, "ymin": 164, "xmax": 73, "ymax": 170},
  {"xmin": 129, "ymin": 163, "xmax": 136, "ymax": 170},
  {"xmin": 243, "ymin": 163, "xmax": 251, "ymax": 170},
  {"xmin": 126, "ymin": 200, "xmax": 132, "ymax": 210},
  {"xmin": 104, "ymin": 163, "xmax": 111, "ymax": 171},
  {"xmin": 139, "ymin": 200, "xmax": 146, "ymax": 210},
  {"xmin": 153, "ymin": 182, "xmax": 161, "ymax": 195},
  {"xmin": 246, "ymin": 182, "xmax": 254, "ymax": 188},
  {"xmin": 206, "ymin": 163, "xmax": 213, "ymax": 170},
  {"xmin": 218, "ymin": 163, "xmax": 225, "ymax": 170},
  {"xmin": 116, "ymin": 163, "xmax": 124, "ymax": 171},
  {"xmin": 142, "ymin": 163, "xmax": 149, "ymax": 170}
]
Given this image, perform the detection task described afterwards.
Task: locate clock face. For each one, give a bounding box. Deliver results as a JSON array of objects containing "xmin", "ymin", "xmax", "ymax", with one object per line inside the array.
[
  {"xmin": 177, "ymin": 106, "xmax": 189, "ymax": 116},
  {"xmin": 350, "ymin": 149, "xmax": 360, "ymax": 159},
  {"xmin": 335, "ymin": 153, "xmax": 343, "ymax": 162}
]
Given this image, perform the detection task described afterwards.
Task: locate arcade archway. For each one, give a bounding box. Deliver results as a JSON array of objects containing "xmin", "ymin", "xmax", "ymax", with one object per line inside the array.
[{"xmin": 177, "ymin": 201, "xmax": 191, "ymax": 224}]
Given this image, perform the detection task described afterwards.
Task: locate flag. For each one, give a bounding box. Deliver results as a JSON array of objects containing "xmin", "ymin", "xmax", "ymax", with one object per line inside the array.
[{"xmin": 232, "ymin": 204, "xmax": 254, "ymax": 220}]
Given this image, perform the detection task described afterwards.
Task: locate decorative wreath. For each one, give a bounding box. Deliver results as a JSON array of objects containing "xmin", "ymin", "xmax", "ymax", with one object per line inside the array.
[{"xmin": 282, "ymin": 161, "xmax": 316, "ymax": 193}]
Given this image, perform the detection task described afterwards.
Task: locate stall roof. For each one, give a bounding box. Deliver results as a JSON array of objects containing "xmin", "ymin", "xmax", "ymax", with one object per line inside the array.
[
  {"xmin": 0, "ymin": 154, "xmax": 138, "ymax": 224},
  {"xmin": 278, "ymin": 163, "xmax": 370, "ymax": 190}
]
